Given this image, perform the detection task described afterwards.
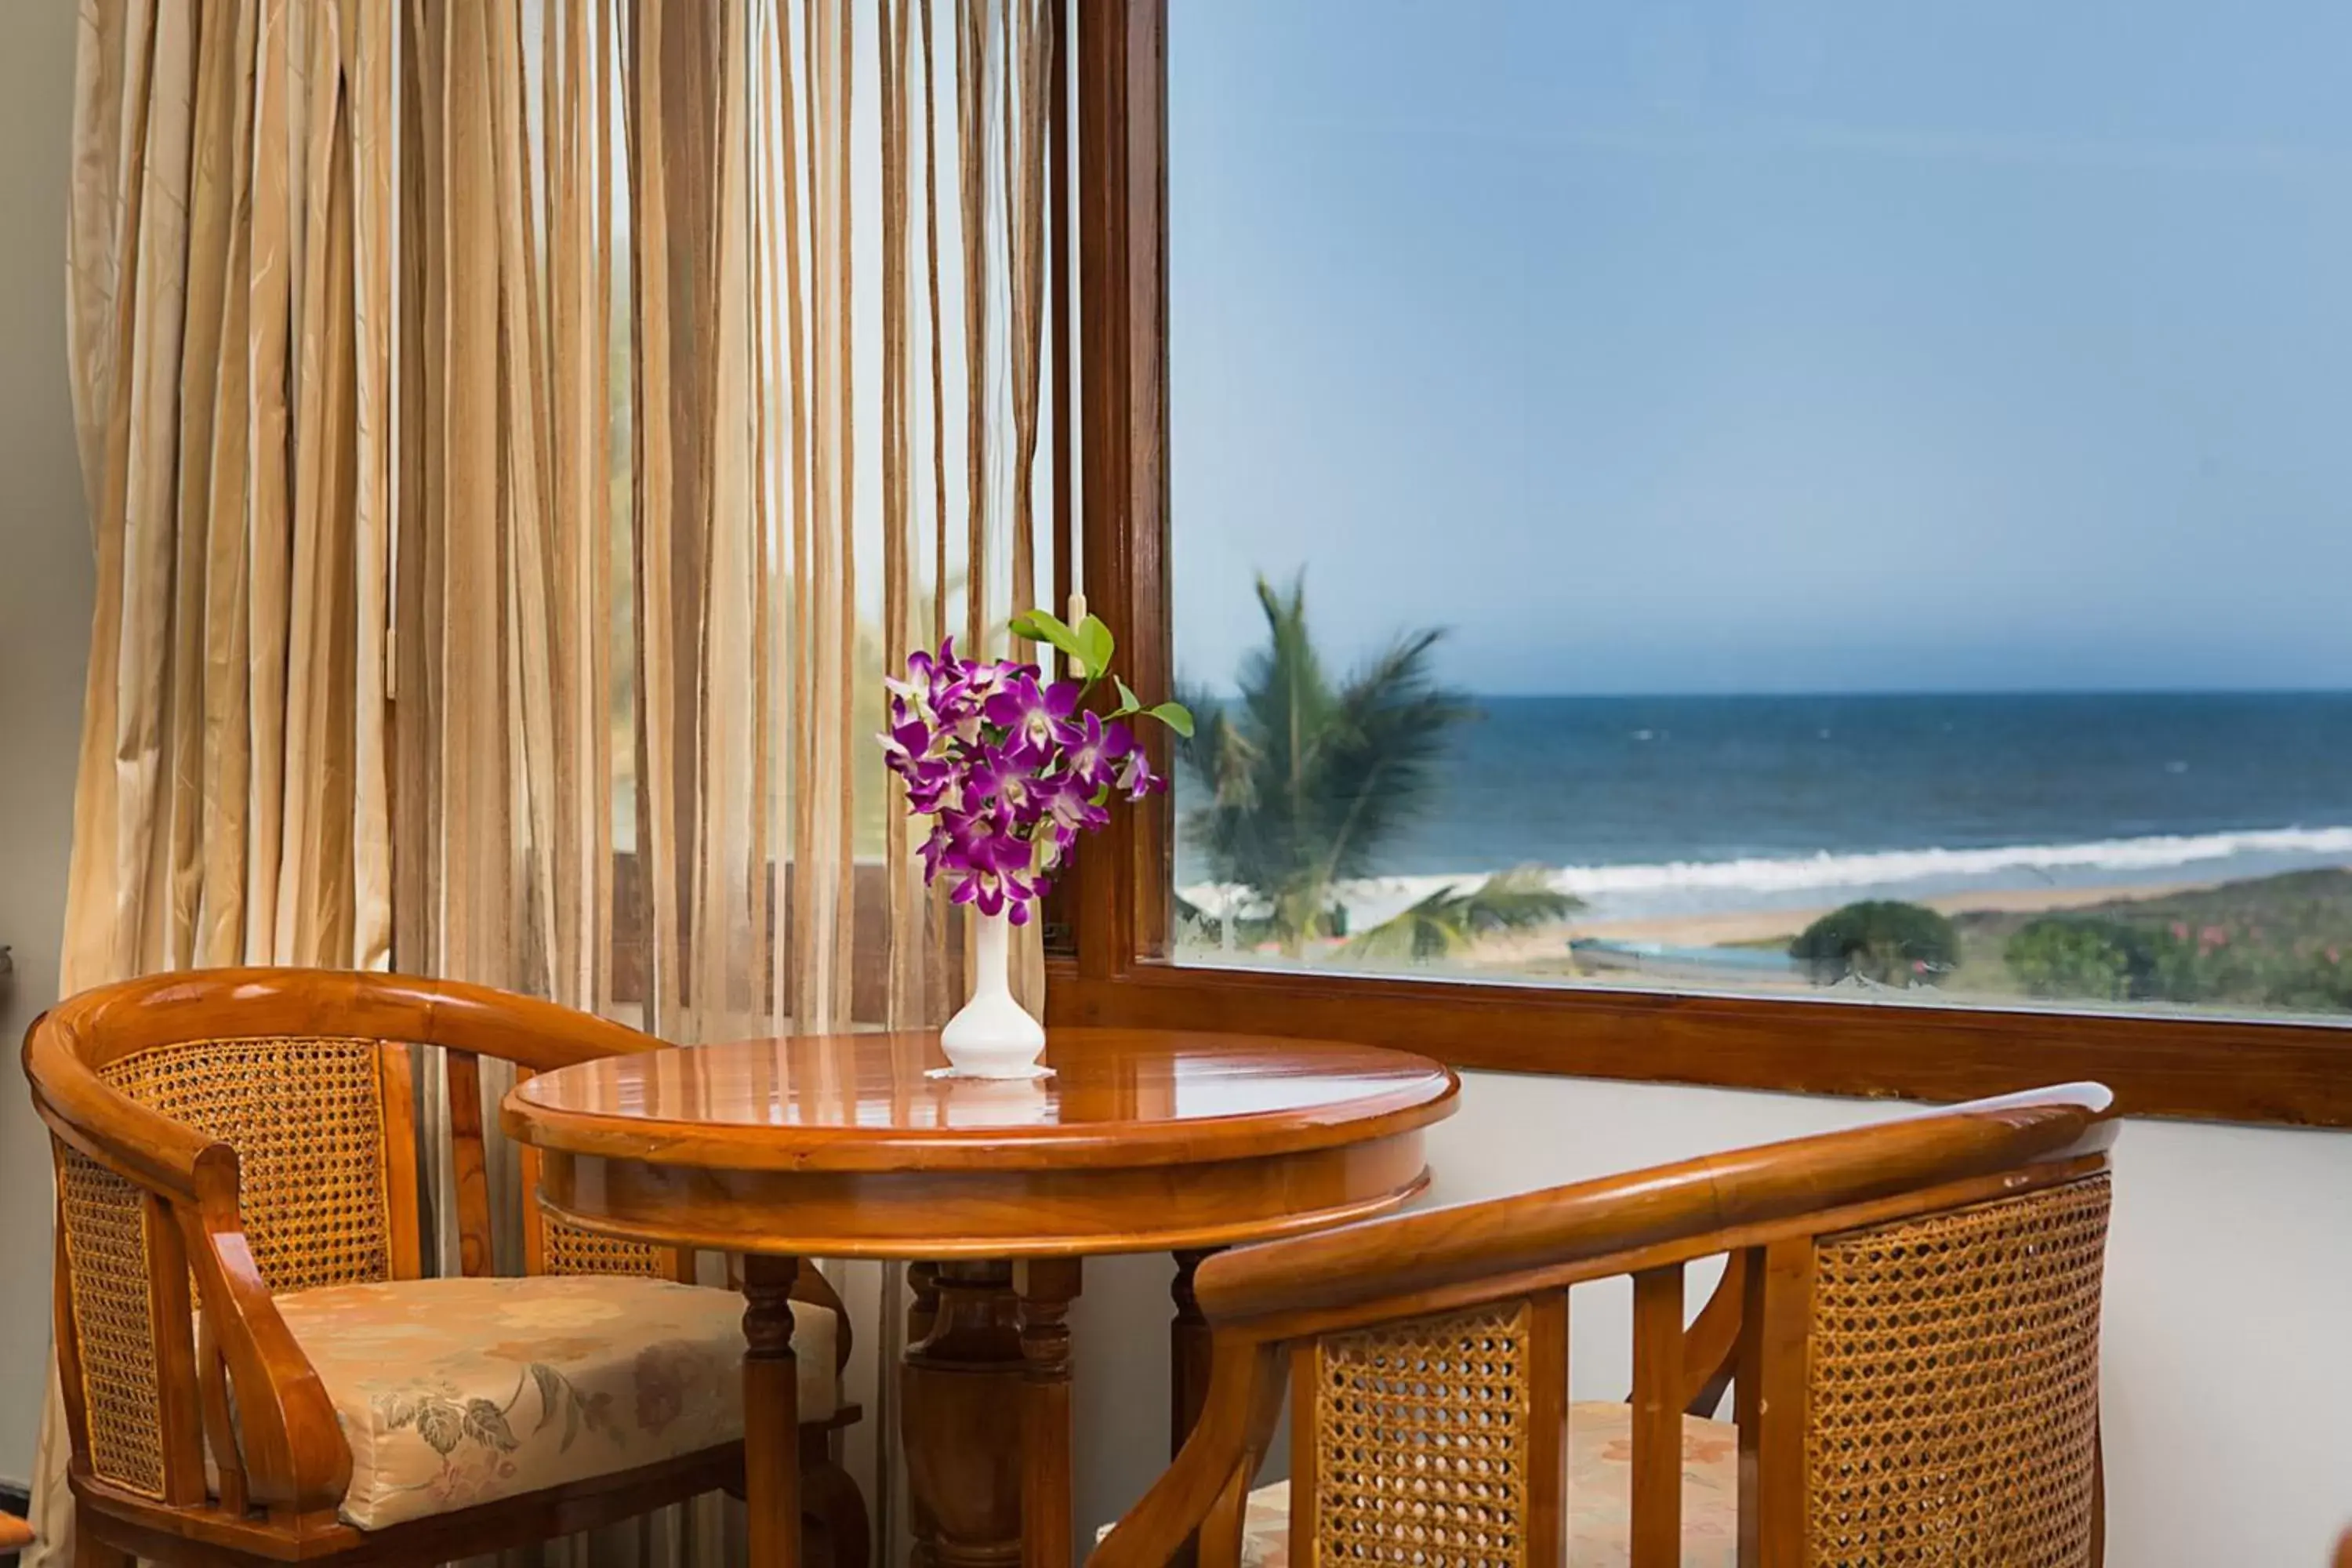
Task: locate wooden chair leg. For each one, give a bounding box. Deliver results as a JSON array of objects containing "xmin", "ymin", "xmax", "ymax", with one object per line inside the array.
[{"xmin": 800, "ymin": 1425, "xmax": 873, "ymax": 1568}]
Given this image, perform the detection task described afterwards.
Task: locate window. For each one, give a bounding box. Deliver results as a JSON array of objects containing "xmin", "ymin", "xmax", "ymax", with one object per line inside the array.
[{"xmin": 1155, "ymin": 1, "xmax": 2352, "ymax": 1036}]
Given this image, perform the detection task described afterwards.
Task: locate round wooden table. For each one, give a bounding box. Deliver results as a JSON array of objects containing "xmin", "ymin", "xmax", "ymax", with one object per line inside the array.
[{"xmin": 500, "ymin": 1027, "xmax": 1458, "ymax": 1568}]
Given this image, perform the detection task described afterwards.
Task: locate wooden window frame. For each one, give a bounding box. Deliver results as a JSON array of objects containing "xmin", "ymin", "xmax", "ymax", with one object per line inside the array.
[{"xmin": 1043, "ymin": 0, "xmax": 2352, "ymax": 1129}]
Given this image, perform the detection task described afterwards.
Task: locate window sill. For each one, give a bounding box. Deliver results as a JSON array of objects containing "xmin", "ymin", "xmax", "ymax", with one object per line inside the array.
[{"xmin": 1044, "ymin": 956, "xmax": 2352, "ymax": 1128}]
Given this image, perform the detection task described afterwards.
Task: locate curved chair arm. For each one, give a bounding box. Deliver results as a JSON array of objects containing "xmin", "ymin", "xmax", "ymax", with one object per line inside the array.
[
  {"xmin": 1091, "ymin": 1339, "xmax": 1286, "ymax": 1568},
  {"xmin": 789, "ymin": 1261, "xmax": 855, "ymax": 1374},
  {"xmin": 27, "ymin": 1018, "xmax": 352, "ymax": 1515},
  {"xmin": 45, "ymin": 966, "xmax": 667, "ymax": 1077},
  {"xmin": 1196, "ymin": 1083, "xmax": 2116, "ymax": 1329},
  {"xmin": 175, "ymin": 1193, "xmax": 355, "ymax": 1512},
  {"xmin": 26, "ymin": 1025, "xmax": 223, "ymax": 1204}
]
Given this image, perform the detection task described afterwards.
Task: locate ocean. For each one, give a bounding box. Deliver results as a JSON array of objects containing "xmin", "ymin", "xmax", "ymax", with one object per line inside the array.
[{"xmin": 1172, "ymin": 691, "xmax": 2352, "ymax": 926}]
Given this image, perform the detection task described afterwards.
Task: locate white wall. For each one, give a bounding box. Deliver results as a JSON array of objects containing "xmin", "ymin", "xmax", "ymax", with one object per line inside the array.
[
  {"xmin": 0, "ymin": 0, "xmax": 93, "ymax": 1494},
  {"xmin": 1069, "ymin": 1073, "xmax": 2352, "ymax": 1568}
]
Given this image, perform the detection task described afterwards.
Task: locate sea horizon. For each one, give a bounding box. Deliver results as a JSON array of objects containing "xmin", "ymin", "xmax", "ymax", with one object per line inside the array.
[{"xmin": 1173, "ymin": 689, "xmax": 2352, "ymax": 928}]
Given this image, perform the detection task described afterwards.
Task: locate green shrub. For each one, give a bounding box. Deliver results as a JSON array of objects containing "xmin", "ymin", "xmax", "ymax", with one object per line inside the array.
[
  {"xmin": 1789, "ymin": 901, "xmax": 1959, "ymax": 985},
  {"xmin": 2259, "ymin": 949, "xmax": 2352, "ymax": 1011},
  {"xmin": 2005, "ymin": 918, "xmax": 2166, "ymax": 1000}
]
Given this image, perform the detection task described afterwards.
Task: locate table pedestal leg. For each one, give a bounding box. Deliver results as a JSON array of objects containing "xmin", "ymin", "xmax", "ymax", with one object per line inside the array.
[
  {"xmin": 745, "ymin": 1253, "xmax": 803, "ymax": 1568},
  {"xmin": 905, "ymin": 1264, "xmax": 943, "ymax": 1568},
  {"xmin": 903, "ymin": 1261, "xmax": 1024, "ymax": 1568},
  {"xmin": 1168, "ymin": 1250, "xmax": 1219, "ymax": 1568},
  {"xmin": 1170, "ymin": 1250, "xmax": 1217, "ymax": 1456},
  {"xmin": 1015, "ymin": 1259, "xmax": 1083, "ymax": 1568}
]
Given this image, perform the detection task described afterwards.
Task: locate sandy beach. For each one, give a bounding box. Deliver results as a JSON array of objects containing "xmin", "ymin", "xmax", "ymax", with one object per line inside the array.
[{"xmin": 1562, "ymin": 880, "xmax": 2219, "ymax": 949}]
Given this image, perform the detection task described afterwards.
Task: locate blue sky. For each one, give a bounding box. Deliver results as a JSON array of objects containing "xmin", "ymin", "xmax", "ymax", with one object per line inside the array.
[{"xmin": 1167, "ymin": 2, "xmax": 2352, "ymax": 695}]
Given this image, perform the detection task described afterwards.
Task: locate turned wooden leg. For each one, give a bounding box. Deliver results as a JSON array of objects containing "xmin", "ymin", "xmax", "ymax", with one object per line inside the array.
[
  {"xmin": 902, "ymin": 1261, "xmax": 1024, "ymax": 1568},
  {"xmin": 1015, "ymin": 1258, "xmax": 1083, "ymax": 1568},
  {"xmin": 1169, "ymin": 1250, "xmax": 1218, "ymax": 1568},
  {"xmin": 745, "ymin": 1252, "xmax": 804, "ymax": 1568}
]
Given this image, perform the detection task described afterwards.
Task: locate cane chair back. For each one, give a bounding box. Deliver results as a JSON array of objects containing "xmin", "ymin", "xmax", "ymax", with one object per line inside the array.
[{"xmin": 1093, "ymin": 1084, "xmax": 2119, "ymax": 1568}]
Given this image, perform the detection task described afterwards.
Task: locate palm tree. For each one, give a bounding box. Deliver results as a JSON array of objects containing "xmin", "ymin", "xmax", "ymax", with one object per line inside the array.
[
  {"xmin": 1341, "ymin": 868, "xmax": 1579, "ymax": 964},
  {"xmin": 1178, "ymin": 575, "xmax": 1577, "ymax": 957}
]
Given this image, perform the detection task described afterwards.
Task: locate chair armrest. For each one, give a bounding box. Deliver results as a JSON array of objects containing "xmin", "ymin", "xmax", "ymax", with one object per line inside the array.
[
  {"xmin": 26, "ymin": 1031, "xmax": 223, "ymax": 1205},
  {"xmin": 1091, "ymin": 1338, "xmax": 1286, "ymax": 1568},
  {"xmin": 369, "ymin": 971, "xmax": 672, "ymax": 1074},
  {"xmin": 790, "ymin": 1261, "xmax": 855, "ymax": 1374},
  {"xmin": 1196, "ymin": 1084, "xmax": 2115, "ymax": 1328},
  {"xmin": 178, "ymin": 1203, "xmax": 354, "ymax": 1513}
]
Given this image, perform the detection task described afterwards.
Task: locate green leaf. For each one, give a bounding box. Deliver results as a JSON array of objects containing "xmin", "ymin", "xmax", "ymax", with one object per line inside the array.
[
  {"xmin": 1007, "ymin": 609, "xmax": 1084, "ymax": 662},
  {"xmin": 1076, "ymin": 614, "xmax": 1115, "ymax": 675},
  {"xmin": 1112, "ymin": 677, "xmax": 1142, "ymax": 715},
  {"xmin": 1148, "ymin": 700, "xmax": 1195, "ymax": 738}
]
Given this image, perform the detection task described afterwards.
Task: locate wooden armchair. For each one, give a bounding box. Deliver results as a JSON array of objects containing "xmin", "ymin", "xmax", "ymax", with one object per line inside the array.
[
  {"xmin": 1095, "ymin": 1084, "xmax": 2118, "ymax": 1568},
  {"xmin": 25, "ymin": 967, "xmax": 869, "ymax": 1568}
]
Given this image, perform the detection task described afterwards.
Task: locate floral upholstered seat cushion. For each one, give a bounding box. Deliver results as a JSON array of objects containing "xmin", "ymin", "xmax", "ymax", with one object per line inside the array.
[
  {"xmin": 1100, "ymin": 1401, "xmax": 1737, "ymax": 1568},
  {"xmin": 241, "ymin": 1275, "xmax": 837, "ymax": 1531}
]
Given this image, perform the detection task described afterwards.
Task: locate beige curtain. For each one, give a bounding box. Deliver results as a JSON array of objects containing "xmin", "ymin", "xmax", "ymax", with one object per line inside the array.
[
  {"xmin": 36, "ymin": 3, "xmax": 395, "ymax": 1564},
  {"xmin": 60, "ymin": 0, "xmax": 394, "ymax": 993},
  {"xmin": 40, "ymin": 0, "xmax": 1054, "ymax": 1563}
]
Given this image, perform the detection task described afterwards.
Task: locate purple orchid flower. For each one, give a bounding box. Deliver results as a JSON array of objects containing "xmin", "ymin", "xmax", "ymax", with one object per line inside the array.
[
  {"xmin": 982, "ymin": 673, "xmax": 1081, "ymax": 758},
  {"xmin": 1031, "ymin": 768, "xmax": 1110, "ymax": 840},
  {"xmin": 885, "ymin": 641, "xmax": 965, "ymax": 725},
  {"xmin": 1112, "ymin": 735, "xmax": 1163, "ymax": 800},
  {"xmin": 944, "ymin": 655, "xmax": 1023, "ymax": 713},
  {"xmin": 1059, "ymin": 710, "xmax": 1131, "ymax": 789},
  {"xmin": 877, "ymin": 631, "xmax": 1187, "ymax": 920},
  {"xmin": 881, "ymin": 718, "xmax": 968, "ymax": 815},
  {"xmin": 941, "ymin": 817, "xmax": 1039, "ymax": 921},
  {"xmin": 877, "ymin": 715, "xmax": 933, "ymax": 769},
  {"xmin": 965, "ymin": 743, "xmax": 1044, "ymax": 815}
]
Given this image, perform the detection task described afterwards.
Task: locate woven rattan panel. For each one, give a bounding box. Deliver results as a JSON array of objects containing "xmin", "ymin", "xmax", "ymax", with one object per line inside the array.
[
  {"xmin": 56, "ymin": 1146, "xmax": 167, "ymax": 1497},
  {"xmin": 1312, "ymin": 1299, "xmax": 1534, "ymax": 1568},
  {"xmin": 1807, "ymin": 1173, "xmax": 2111, "ymax": 1566},
  {"xmin": 100, "ymin": 1038, "xmax": 394, "ymax": 1294},
  {"xmin": 541, "ymin": 1220, "xmax": 667, "ymax": 1279}
]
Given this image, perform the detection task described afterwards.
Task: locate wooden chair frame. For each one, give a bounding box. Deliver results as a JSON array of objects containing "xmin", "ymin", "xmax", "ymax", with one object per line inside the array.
[
  {"xmin": 1094, "ymin": 1084, "xmax": 2120, "ymax": 1568},
  {"xmin": 25, "ymin": 967, "xmax": 867, "ymax": 1567}
]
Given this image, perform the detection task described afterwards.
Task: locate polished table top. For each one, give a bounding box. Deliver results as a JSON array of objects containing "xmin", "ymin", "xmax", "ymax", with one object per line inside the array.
[
  {"xmin": 503, "ymin": 1026, "xmax": 1460, "ymax": 1172},
  {"xmin": 503, "ymin": 1031, "xmax": 1459, "ymax": 1568}
]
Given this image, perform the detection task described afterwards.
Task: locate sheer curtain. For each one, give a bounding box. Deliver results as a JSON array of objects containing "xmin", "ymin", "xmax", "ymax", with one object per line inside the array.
[
  {"xmin": 38, "ymin": 3, "xmax": 394, "ymax": 1563},
  {"xmin": 394, "ymin": 0, "xmax": 1056, "ymax": 1552},
  {"xmin": 41, "ymin": 0, "xmax": 1056, "ymax": 1563}
]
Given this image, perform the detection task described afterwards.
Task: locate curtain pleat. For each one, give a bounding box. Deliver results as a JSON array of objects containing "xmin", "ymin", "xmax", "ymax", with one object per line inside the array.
[
  {"xmin": 40, "ymin": 3, "xmax": 394, "ymax": 1563},
  {"xmin": 45, "ymin": 2, "xmax": 1058, "ymax": 1563}
]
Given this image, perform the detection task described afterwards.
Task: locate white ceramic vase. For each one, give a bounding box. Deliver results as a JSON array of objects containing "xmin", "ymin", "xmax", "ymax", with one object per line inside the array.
[{"xmin": 937, "ymin": 909, "xmax": 1049, "ymax": 1078}]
